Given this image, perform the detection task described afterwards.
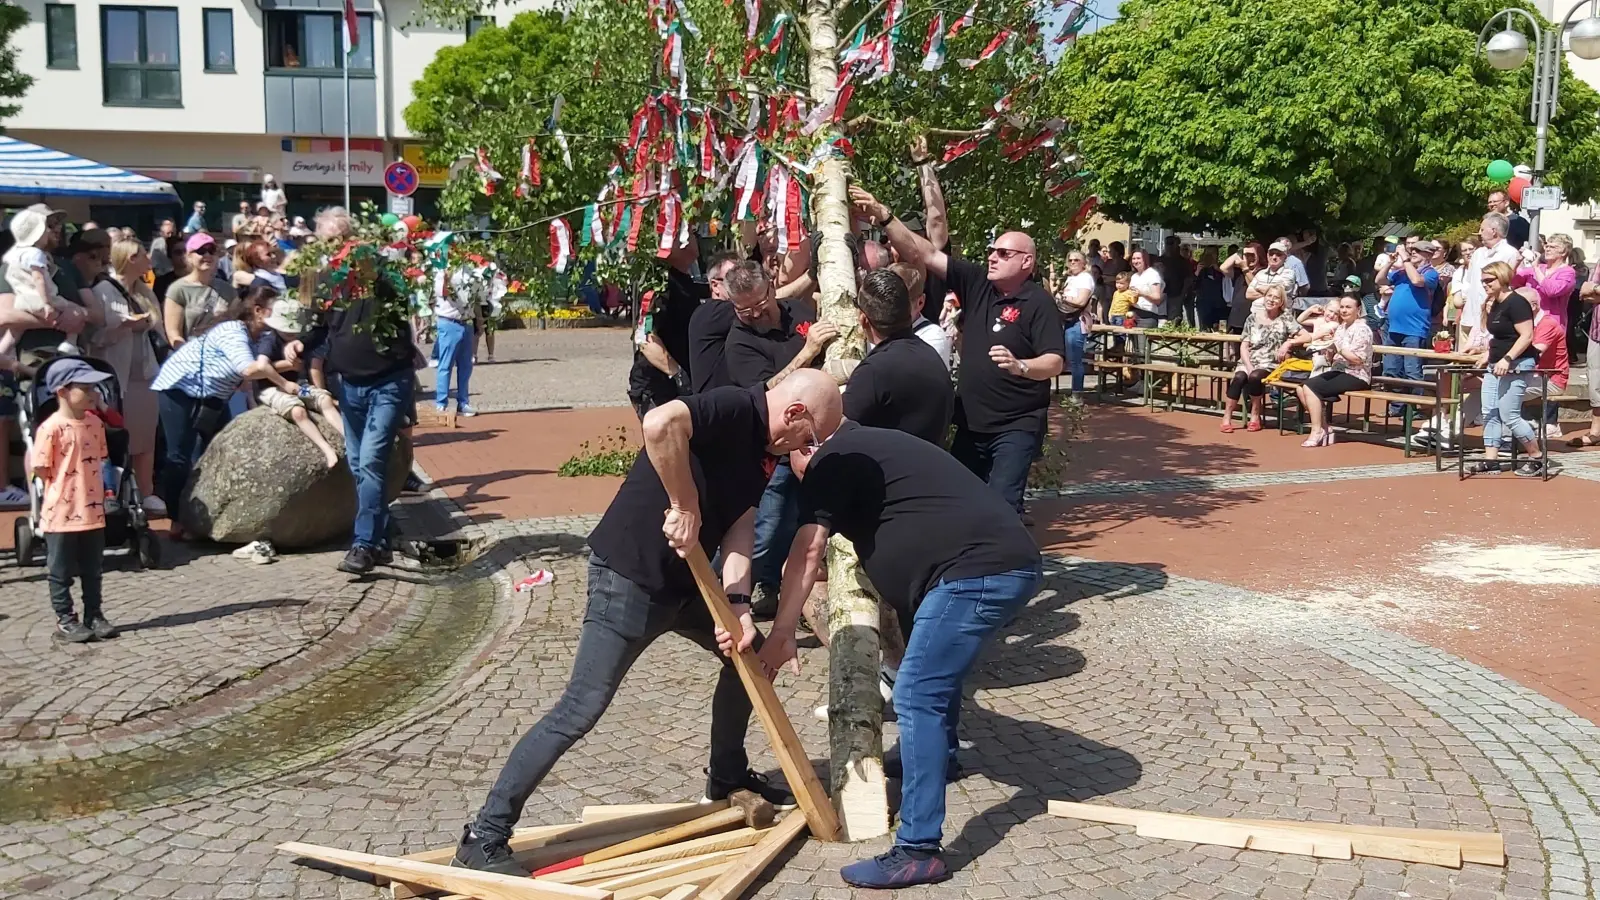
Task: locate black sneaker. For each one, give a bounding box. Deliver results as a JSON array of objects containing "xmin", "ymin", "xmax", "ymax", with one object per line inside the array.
[
  {"xmin": 1470, "ymin": 460, "xmax": 1504, "ymax": 475},
  {"xmin": 372, "ymin": 546, "xmax": 395, "ymax": 567},
  {"xmin": 53, "ymin": 617, "xmax": 94, "ymax": 643},
  {"xmin": 750, "ymin": 584, "xmax": 779, "ymax": 620},
  {"xmin": 403, "ymin": 472, "xmax": 426, "ymax": 493},
  {"xmin": 86, "ymin": 617, "xmax": 120, "ymax": 640},
  {"xmin": 336, "ymin": 545, "xmax": 376, "ymax": 575},
  {"xmin": 1515, "ymin": 460, "xmax": 1546, "ymax": 478},
  {"xmin": 840, "ymin": 846, "xmax": 950, "ymax": 888},
  {"xmin": 704, "ymin": 768, "xmax": 796, "ymax": 810},
  {"xmin": 451, "ymin": 825, "xmax": 526, "ymax": 876}
]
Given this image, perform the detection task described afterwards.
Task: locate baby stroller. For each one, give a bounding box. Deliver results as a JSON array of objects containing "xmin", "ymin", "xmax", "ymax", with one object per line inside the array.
[{"xmin": 11, "ymin": 355, "xmax": 161, "ymax": 569}]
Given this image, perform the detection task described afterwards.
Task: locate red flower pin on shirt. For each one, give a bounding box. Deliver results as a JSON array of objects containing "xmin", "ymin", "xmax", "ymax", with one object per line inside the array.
[
  {"xmin": 999, "ymin": 305, "xmax": 1021, "ymax": 323},
  {"xmin": 796, "ymin": 321, "xmax": 811, "ymax": 337}
]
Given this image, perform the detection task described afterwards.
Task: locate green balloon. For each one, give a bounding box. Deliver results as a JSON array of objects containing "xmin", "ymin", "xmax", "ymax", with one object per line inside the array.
[
  {"xmin": 380, "ymin": 213, "xmax": 401, "ymax": 227},
  {"xmin": 1487, "ymin": 159, "xmax": 1514, "ymax": 183}
]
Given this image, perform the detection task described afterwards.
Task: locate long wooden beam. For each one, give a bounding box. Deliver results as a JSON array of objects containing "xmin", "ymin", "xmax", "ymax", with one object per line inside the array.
[
  {"xmin": 534, "ymin": 807, "xmax": 748, "ymax": 876},
  {"xmin": 686, "ymin": 547, "xmax": 841, "ymax": 842},
  {"xmin": 695, "ymin": 811, "xmax": 809, "ymax": 900},
  {"xmin": 277, "ymin": 842, "xmax": 614, "ymax": 900},
  {"xmin": 537, "ymin": 827, "xmax": 769, "ymax": 883},
  {"xmin": 581, "ymin": 803, "xmax": 703, "ymax": 824}
]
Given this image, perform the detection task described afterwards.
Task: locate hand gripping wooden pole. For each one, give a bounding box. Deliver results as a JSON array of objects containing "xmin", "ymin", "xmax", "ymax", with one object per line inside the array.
[{"xmin": 685, "ymin": 546, "xmax": 842, "ymax": 842}]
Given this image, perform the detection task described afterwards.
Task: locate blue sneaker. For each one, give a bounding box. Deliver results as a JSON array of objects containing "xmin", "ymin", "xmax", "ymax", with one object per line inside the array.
[{"xmin": 840, "ymin": 846, "xmax": 950, "ymax": 888}]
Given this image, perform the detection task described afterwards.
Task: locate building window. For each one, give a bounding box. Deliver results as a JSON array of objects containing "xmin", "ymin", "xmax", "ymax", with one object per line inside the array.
[
  {"xmin": 101, "ymin": 6, "xmax": 181, "ymax": 106},
  {"xmin": 203, "ymin": 8, "xmax": 233, "ymax": 72},
  {"xmin": 265, "ymin": 11, "xmax": 373, "ymax": 73},
  {"xmin": 467, "ymin": 15, "xmax": 492, "ymax": 38},
  {"xmin": 45, "ymin": 4, "xmax": 77, "ymax": 69}
]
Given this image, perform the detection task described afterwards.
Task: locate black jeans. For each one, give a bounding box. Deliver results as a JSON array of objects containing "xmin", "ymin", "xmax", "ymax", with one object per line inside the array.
[
  {"xmin": 45, "ymin": 529, "xmax": 105, "ymax": 622},
  {"xmin": 951, "ymin": 422, "xmax": 1041, "ymax": 514},
  {"xmin": 156, "ymin": 389, "xmax": 230, "ymax": 513},
  {"xmin": 472, "ymin": 555, "xmax": 756, "ymax": 842}
]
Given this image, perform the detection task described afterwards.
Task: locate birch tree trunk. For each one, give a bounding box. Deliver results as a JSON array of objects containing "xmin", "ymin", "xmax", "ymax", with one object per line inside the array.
[{"xmin": 804, "ymin": 0, "xmax": 888, "ymax": 842}]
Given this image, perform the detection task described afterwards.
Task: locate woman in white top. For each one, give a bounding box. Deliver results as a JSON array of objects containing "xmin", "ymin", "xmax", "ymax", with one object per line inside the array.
[
  {"xmin": 1056, "ymin": 251, "xmax": 1096, "ymax": 398},
  {"xmin": 90, "ymin": 240, "xmax": 165, "ymax": 515},
  {"xmin": 1128, "ymin": 248, "xmax": 1164, "ymax": 327}
]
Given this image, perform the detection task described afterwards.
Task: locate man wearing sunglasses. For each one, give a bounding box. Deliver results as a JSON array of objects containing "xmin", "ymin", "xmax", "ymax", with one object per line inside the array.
[
  {"xmin": 454, "ymin": 372, "xmax": 843, "ymax": 875},
  {"xmin": 849, "ymin": 185, "xmax": 1064, "ymax": 518}
]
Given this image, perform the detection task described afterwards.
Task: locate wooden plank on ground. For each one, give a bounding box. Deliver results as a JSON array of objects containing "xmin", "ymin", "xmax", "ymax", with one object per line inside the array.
[
  {"xmin": 535, "ymin": 807, "xmax": 749, "ymax": 875},
  {"xmin": 611, "ymin": 862, "xmax": 732, "ymax": 900},
  {"xmin": 1049, "ymin": 802, "xmax": 1474, "ymax": 868},
  {"xmin": 695, "ymin": 811, "xmax": 809, "ymax": 900},
  {"xmin": 586, "ymin": 851, "xmax": 747, "ymax": 891},
  {"xmin": 277, "ymin": 842, "xmax": 613, "ymax": 900},
  {"xmin": 581, "ymin": 803, "xmax": 704, "ymax": 824},
  {"xmin": 1134, "ymin": 818, "xmax": 1349, "ymax": 859},
  {"xmin": 658, "ymin": 887, "xmax": 700, "ymax": 900},
  {"xmin": 686, "ymin": 547, "xmax": 841, "ymax": 842},
  {"xmin": 539, "ymin": 827, "xmax": 769, "ymax": 883},
  {"xmin": 389, "ymin": 824, "xmax": 577, "ymax": 898}
]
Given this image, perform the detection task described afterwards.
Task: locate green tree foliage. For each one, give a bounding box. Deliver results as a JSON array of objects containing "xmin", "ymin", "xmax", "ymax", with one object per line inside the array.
[
  {"xmin": 0, "ymin": 4, "xmax": 36, "ymax": 121},
  {"xmin": 1041, "ymin": 0, "xmax": 1600, "ymax": 236},
  {"xmin": 407, "ymin": 0, "xmax": 1090, "ymax": 262}
]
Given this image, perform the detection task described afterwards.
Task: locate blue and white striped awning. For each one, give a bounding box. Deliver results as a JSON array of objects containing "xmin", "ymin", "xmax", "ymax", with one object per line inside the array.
[{"xmin": 0, "ymin": 136, "xmax": 179, "ymax": 204}]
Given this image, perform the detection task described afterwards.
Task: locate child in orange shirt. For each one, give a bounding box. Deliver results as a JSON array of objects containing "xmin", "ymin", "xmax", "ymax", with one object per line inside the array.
[{"xmin": 31, "ymin": 360, "xmax": 117, "ymax": 644}]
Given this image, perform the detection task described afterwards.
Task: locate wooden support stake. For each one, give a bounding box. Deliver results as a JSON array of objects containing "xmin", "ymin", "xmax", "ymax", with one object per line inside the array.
[
  {"xmin": 685, "ymin": 546, "xmax": 842, "ymax": 842},
  {"xmin": 277, "ymin": 841, "xmax": 613, "ymax": 900},
  {"xmin": 611, "ymin": 862, "xmax": 732, "ymax": 900},
  {"xmin": 581, "ymin": 803, "xmax": 703, "ymax": 824},
  {"xmin": 586, "ymin": 851, "xmax": 747, "ymax": 891},
  {"xmin": 1048, "ymin": 802, "xmax": 1473, "ymax": 868},
  {"xmin": 538, "ymin": 827, "xmax": 769, "ymax": 883},
  {"xmin": 535, "ymin": 807, "xmax": 749, "ymax": 876},
  {"xmin": 695, "ymin": 811, "xmax": 809, "ymax": 900}
]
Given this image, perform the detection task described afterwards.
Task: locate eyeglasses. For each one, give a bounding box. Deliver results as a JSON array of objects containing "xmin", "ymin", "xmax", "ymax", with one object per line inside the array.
[
  {"xmin": 733, "ymin": 295, "xmax": 770, "ymax": 316},
  {"xmin": 1480, "ymin": 277, "xmax": 1498, "ymax": 286},
  {"xmin": 987, "ymin": 246, "xmax": 1026, "ymax": 261}
]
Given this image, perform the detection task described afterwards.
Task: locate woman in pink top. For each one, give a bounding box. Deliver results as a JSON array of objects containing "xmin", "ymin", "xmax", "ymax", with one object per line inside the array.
[
  {"xmin": 1295, "ymin": 295, "xmax": 1375, "ymax": 447},
  {"xmin": 1513, "ymin": 232, "xmax": 1576, "ymax": 328}
]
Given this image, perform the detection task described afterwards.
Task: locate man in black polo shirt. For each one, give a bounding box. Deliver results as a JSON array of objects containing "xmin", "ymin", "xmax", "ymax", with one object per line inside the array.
[
  {"xmin": 733, "ymin": 422, "xmax": 1041, "ymax": 889},
  {"xmin": 722, "ymin": 260, "xmax": 838, "ymax": 614},
  {"xmin": 845, "ymin": 269, "xmax": 953, "ymax": 446},
  {"xmin": 627, "ymin": 240, "xmax": 708, "ymax": 417},
  {"xmin": 454, "ymin": 371, "xmax": 844, "ymax": 876},
  {"xmin": 851, "ymin": 186, "xmax": 1065, "ymax": 517},
  {"xmin": 686, "ymin": 252, "xmax": 742, "ymax": 393}
]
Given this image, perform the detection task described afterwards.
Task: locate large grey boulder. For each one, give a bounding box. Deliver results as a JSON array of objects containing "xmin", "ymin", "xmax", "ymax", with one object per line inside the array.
[{"xmin": 180, "ymin": 407, "xmax": 413, "ymax": 548}]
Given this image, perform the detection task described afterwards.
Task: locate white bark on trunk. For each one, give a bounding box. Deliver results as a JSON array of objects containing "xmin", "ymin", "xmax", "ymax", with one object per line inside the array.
[{"xmin": 805, "ymin": 0, "xmax": 887, "ymax": 842}]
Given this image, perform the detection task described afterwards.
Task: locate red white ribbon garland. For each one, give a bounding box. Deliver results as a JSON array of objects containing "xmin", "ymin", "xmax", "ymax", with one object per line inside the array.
[
  {"xmin": 549, "ymin": 218, "xmax": 573, "ymax": 273},
  {"xmin": 947, "ymin": 1, "xmax": 977, "ymax": 38},
  {"xmin": 958, "ymin": 29, "xmax": 1010, "ymax": 68},
  {"xmin": 921, "ymin": 14, "xmax": 946, "ymax": 70}
]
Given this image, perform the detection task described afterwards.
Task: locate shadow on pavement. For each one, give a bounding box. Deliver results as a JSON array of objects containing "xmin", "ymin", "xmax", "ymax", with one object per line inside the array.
[
  {"xmin": 937, "ymin": 560, "xmax": 1165, "ymax": 870},
  {"xmin": 121, "ymin": 598, "xmax": 312, "ymax": 633},
  {"xmin": 411, "ymin": 428, "xmax": 507, "ymax": 448}
]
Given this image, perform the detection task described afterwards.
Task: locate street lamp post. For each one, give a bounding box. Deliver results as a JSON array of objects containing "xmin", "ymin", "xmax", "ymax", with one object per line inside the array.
[{"xmin": 1478, "ymin": 2, "xmax": 1600, "ymax": 245}]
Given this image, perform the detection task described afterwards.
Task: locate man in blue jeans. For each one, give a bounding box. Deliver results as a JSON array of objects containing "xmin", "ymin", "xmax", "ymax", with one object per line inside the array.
[
  {"xmin": 1379, "ymin": 240, "xmax": 1439, "ymax": 417},
  {"xmin": 852, "ymin": 186, "xmax": 1064, "ymax": 520},
  {"xmin": 736, "ymin": 421, "xmax": 1042, "ymax": 888},
  {"xmin": 286, "ymin": 275, "xmax": 417, "ymax": 575}
]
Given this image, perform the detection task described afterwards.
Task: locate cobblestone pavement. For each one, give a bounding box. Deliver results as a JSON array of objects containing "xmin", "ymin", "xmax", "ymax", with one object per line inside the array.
[
  {"xmin": 417, "ymin": 327, "xmax": 634, "ymax": 413},
  {"xmin": 4, "ymin": 511, "xmax": 1598, "ymax": 899}
]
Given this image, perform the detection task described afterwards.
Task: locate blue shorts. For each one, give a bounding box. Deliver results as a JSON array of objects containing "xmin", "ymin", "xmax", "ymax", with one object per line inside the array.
[{"xmin": 0, "ymin": 370, "xmax": 17, "ymax": 418}]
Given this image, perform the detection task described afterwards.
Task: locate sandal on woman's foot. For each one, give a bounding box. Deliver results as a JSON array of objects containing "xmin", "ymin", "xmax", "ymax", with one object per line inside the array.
[
  {"xmin": 1301, "ymin": 431, "xmax": 1326, "ymax": 448},
  {"xmin": 1568, "ymin": 433, "xmax": 1600, "ymax": 448},
  {"xmin": 1246, "ymin": 419, "xmax": 1262, "ymax": 432},
  {"xmin": 1220, "ymin": 420, "xmax": 1235, "ymax": 434}
]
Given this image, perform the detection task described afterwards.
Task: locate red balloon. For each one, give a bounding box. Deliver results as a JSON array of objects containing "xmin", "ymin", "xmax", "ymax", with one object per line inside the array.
[
  {"xmin": 1508, "ymin": 177, "xmax": 1532, "ymax": 205},
  {"xmin": 402, "ymin": 215, "xmax": 423, "ymax": 230}
]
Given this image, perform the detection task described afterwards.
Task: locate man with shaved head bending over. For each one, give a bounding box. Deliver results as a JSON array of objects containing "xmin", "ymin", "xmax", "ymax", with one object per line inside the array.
[
  {"xmin": 851, "ymin": 185, "xmax": 1065, "ymax": 519},
  {"xmin": 453, "ymin": 371, "xmax": 844, "ymax": 875}
]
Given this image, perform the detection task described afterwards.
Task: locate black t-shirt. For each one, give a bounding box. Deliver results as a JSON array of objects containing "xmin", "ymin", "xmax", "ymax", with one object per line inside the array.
[
  {"xmin": 725, "ymin": 300, "xmax": 816, "ymax": 387},
  {"xmin": 1508, "ymin": 214, "xmax": 1530, "ymax": 250},
  {"xmin": 1195, "ymin": 266, "xmax": 1226, "ymax": 308},
  {"xmin": 629, "ymin": 268, "xmax": 708, "ymax": 402},
  {"xmin": 843, "ymin": 333, "xmax": 954, "ymax": 446},
  {"xmin": 587, "ymin": 385, "xmax": 774, "ymax": 596},
  {"xmin": 798, "ymin": 422, "xmax": 1040, "ymax": 615},
  {"xmin": 687, "ymin": 299, "xmax": 738, "ymax": 394},
  {"xmin": 945, "ymin": 256, "xmax": 1066, "ymax": 433},
  {"xmin": 1487, "ymin": 293, "xmax": 1539, "ymax": 365}
]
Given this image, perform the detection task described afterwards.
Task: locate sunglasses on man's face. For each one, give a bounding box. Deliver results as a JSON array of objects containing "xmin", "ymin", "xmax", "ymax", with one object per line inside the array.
[
  {"xmin": 192, "ymin": 246, "xmax": 217, "ymax": 257},
  {"xmin": 987, "ymin": 246, "xmax": 1026, "ymax": 261}
]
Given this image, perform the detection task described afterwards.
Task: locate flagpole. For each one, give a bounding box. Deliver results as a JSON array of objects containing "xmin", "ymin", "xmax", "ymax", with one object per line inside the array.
[{"xmin": 342, "ymin": 47, "xmax": 352, "ymax": 210}]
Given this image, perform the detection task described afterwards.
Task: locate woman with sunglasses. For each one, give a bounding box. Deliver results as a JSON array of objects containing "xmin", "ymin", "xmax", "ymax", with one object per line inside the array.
[
  {"xmin": 1472, "ymin": 262, "xmax": 1544, "ymax": 476},
  {"xmin": 162, "ymin": 232, "xmax": 234, "ymax": 350}
]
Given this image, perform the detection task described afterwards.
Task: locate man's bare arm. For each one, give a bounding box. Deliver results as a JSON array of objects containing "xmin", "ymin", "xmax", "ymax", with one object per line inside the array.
[
  {"xmin": 720, "ymin": 509, "xmax": 757, "ymax": 598},
  {"xmin": 851, "ymin": 185, "xmax": 949, "ymax": 280},
  {"xmin": 920, "ymin": 165, "xmax": 949, "ymax": 251},
  {"xmin": 642, "ymin": 400, "xmax": 700, "ymax": 541},
  {"xmin": 639, "ymin": 334, "xmax": 680, "ymax": 375}
]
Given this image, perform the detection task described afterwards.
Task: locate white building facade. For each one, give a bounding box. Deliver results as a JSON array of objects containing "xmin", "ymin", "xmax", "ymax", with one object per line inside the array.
[{"xmin": 7, "ymin": 0, "xmax": 536, "ymax": 225}]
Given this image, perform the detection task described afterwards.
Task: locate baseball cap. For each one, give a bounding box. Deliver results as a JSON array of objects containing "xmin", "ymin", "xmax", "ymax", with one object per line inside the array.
[
  {"xmin": 1343, "ymin": 275, "xmax": 1362, "ymax": 290},
  {"xmin": 185, "ymin": 232, "xmax": 217, "ymax": 254},
  {"xmin": 1268, "ymin": 240, "xmax": 1291, "ymax": 254},
  {"xmin": 43, "ymin": 359, "xmax": 112, "ymax": 395},
  {"xmin": 1413, "ymin": 239, "xmax": 1440, "ymax": 253}
]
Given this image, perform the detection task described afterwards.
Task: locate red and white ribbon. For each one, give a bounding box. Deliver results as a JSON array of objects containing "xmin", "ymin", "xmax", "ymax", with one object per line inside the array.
[
  {"xmin": 947, "ymin": 1, "xmax": 977, "ymax": 38},
  {"xmin": 921, "ymin": 14, "xmax": 946, "ymax": 71},
  {"xmin": 475, "ymin": 147, "xmax": 502, "ymax": 196},
  {"xmin": 549, "ymin": 219, "xmax": 572, "ymax": 273},
  {"xmin": 766, "ymin": 166, "xmax": 803, "ymax": 255},
  {"xmin": 958, "ymin": 29, "xmax": 1010, "ymax": 68},
  {"xmin": 732, "ymin": 142, "xmax": 761, "ymax": 221},
  {"xmin": 743, "ymin": 0, "xmax": 760, "ymax": 42}
]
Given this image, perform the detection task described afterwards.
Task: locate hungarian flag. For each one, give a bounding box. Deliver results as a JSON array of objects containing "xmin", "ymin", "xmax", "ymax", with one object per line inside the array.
[{"xmin": 342, "ymin": 0, "xmax": 360, "ymax": 55}]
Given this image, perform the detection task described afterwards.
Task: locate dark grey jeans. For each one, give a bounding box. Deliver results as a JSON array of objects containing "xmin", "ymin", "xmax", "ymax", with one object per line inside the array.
[
  {"xmin": 472, "ymin": 555, "xmax": 756, "ymax": 842},
  {"xmin": 44, "ymin": 529, "xmax": 105, "ymax": 622}
]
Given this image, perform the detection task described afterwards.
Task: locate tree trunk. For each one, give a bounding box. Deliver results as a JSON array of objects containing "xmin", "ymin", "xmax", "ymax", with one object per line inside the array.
[{"xmin": 805, "ymin": 0, "xmax": 888, "ymax": 842}]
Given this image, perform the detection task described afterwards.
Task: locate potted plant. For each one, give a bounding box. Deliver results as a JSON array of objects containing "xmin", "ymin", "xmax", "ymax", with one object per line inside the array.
[{"xmin": 1432, "ymin": 330, "xmax": 1454, "ymax": 353}]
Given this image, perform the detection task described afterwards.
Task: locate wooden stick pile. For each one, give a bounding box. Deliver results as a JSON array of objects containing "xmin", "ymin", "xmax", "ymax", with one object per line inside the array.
[{"xmin": 279, "ymin": 800, "xmax": 809, "ymax": 900}]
